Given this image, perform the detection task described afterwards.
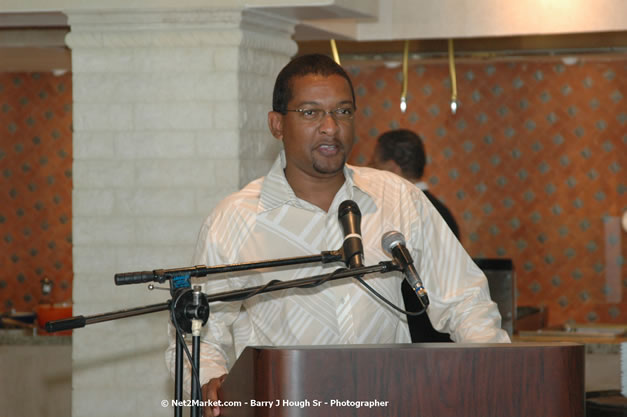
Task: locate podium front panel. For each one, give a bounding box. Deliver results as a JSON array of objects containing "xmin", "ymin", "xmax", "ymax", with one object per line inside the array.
[{"xmin": 219, "ymin": 342, "xmax": 584, "ymax": 417}]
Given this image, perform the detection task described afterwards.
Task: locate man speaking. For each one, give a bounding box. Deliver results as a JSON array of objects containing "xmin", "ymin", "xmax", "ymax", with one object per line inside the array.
[{"xmin": 165, "ymin": 54, "xmax": 509, "ymax": 417}]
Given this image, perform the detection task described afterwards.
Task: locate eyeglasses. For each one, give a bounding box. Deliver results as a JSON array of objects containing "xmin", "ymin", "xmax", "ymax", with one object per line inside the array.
[{"xmin": 284, "ymin": 107, "xmax": 355, "ymax": 122}]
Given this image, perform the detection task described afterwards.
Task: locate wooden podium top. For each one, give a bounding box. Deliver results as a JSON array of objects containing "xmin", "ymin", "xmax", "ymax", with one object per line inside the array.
[{"xmin": 516, "ymin": 333, "xmax": 627, "ymax": 345}]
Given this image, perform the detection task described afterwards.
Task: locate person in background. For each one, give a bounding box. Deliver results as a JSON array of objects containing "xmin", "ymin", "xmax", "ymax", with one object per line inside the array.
[
  {"xmin": 166, "ymin": 54, "xmax": 509, "ymax": 417},
  {"xmin": 373, "ymin": 129, "xmax": 460, "ymax": 342}
]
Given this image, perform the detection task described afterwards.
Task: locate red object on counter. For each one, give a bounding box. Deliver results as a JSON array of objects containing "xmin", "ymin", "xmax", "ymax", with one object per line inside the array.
[{"xmin": 36, "ymin": 303, "xmax": 73, "ymax": 336}]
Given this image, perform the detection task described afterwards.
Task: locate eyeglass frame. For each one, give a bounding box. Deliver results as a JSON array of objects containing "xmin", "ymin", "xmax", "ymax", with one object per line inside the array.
[{"xmin": 282, "ymin": 106, "xmax": 356, "ymax": 123}]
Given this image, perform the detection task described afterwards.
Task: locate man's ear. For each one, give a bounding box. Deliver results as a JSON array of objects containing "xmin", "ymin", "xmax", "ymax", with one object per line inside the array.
[{"xmin": 267, "ymin": 111, "xmax": 284, "ymax": 140}]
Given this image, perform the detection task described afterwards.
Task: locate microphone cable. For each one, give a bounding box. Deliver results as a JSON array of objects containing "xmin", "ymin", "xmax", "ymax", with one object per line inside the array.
[
  {"xmin": 215, "ymin": 267, "xmax": 427, "ymax": 316},
  {"xmin": 354, "ymin": 276, "xmax": 427, "ymax": 316}
]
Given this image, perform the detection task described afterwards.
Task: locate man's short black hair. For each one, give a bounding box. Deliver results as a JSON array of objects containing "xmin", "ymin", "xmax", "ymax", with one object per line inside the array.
[
  {"xmin": 375, "ymin": 129, "xmax": 427, "ymax": 180},
  {"xmin": 272, "ymin": 53, "xmax": 356, "ymax": 114}
]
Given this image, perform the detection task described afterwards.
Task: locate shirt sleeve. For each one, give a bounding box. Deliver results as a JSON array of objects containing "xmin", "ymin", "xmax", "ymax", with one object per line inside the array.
[
  {"xmin": 410, "ymin": 190, "xmax": 511, "ymax": 343},
  {"xmin": 164, "ymin": 214, "xmax": 246, "ymax": 391}
]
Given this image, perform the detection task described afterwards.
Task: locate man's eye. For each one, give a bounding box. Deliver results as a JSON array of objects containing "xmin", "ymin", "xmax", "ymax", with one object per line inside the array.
[
  {"xmin": 302, "ymin": 109, "xmax": 319, "ymax": 118},
  {"xmin": 336, "ymin": 108, "xmax": 353, "ymax": 116}
]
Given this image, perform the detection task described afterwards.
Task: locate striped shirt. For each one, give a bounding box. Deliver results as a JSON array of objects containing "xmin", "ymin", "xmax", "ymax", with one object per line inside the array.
[{"xmin": 166, "ymin": 151, "xmax": 509, "ymax": 386}]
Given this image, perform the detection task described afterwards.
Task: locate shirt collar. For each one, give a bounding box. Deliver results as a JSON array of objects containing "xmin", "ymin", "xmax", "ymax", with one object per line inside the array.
[
  {"xmin": 258, "ymin": 150, "xmax": 375, "ymax": 213},
  {"xmin": 415, "ymin": 181, "xmax": 429, "ymax": 191}
]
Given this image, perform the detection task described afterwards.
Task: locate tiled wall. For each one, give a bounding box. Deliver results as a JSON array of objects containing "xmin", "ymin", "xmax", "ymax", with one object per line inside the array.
[
  {"xmin": 346, "ymin": 56, "xmax": 626, "ymax": 326},
  {"xmin": 0, "ymin": 72, "xmax": 73, "ymax": 313}
]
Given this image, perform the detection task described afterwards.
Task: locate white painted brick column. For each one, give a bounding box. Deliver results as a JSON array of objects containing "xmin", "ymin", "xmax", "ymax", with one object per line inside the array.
[{"xmin": 67, "ymin": 8, "xmax": 296, "ymax": 417}]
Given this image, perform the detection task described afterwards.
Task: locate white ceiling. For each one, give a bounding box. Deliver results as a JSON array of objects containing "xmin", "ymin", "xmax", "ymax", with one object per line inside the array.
[{"xmin": 1, "ymin": 3, "xmax": 626, "ymax": 72}]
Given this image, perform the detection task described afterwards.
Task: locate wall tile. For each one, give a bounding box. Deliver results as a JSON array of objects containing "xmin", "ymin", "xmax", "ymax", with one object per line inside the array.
[{"xmin": 347, "ymin": 57, "xmax": 627, "ymax": 326}]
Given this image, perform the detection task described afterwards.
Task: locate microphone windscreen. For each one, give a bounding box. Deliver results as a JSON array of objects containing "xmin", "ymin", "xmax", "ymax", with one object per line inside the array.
[
  {"xmin": 381, "ymin": 230, "xmax": 406, "ymax": 255},
  {"xmin": 339, "ymin": 200, "xmax": 361, "ymax": 218}
]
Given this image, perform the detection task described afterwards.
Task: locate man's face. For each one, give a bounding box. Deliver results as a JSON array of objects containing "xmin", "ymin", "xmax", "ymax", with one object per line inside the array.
[{"xmin": 269, "ymin": 73, "xmax": 355, "ymax": 183}]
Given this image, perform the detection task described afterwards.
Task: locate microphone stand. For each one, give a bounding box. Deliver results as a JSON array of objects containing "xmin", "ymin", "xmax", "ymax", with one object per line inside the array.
[
  {"xmin": 113, "ymin": 251, "xmax": 343, "ymax": 286},
  {"xmin": 45, "ymin": 255, "xmax": 401, "ymax": 417}
]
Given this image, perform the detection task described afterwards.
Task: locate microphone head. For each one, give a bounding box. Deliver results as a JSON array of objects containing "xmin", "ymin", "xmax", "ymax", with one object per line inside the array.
[
  {"xmin": 381, "ymin": 231, "xmax": 406, "ymax": 255},
  {"xmin": 338, "ymin": 200, "xmax": 361, "ymax": 219}
]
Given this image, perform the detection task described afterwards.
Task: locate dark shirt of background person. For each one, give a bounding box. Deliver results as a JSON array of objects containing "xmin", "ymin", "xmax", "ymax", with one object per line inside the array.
[{"xmin": 373, "ymin": 129, "xmax": 460, "ymax": 343}]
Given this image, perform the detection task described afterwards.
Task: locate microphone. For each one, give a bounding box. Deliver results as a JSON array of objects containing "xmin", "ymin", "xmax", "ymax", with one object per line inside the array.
[
  {"xmin": 381, "ymin": 231, "xmax": 429, "ymax": 309},
  {"xmin": 338, "ymin": 200, "xmax": 364, "ymax": 268}
]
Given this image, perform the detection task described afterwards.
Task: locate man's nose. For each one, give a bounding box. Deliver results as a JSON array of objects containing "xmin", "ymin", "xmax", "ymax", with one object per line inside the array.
[{"xmin": 319, "ymin": 111, "xmax": 340, "ymax": 134}]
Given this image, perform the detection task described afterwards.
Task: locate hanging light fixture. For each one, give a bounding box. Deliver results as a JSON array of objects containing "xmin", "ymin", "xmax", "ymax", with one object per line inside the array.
[
  {"xmin": 400, "ymin": 40, "xmax": 409, "ymax": 113},
  {"xmin": 447, "ymin": 39, "xmax": 458, "ymax": 114},
  {"xmin": 330, "ymin": 39, "xmax": 341, "ymax": 65}
]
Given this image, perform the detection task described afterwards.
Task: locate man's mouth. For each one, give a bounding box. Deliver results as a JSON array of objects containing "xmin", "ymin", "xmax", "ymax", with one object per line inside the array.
[{"xmin": 316, "ymin": 143, "xmax": 341, "ymax": 156}]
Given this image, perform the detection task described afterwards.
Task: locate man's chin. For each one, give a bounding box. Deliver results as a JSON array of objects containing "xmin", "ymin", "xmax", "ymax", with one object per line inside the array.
[{"xmin": 313, "ymin": 160, "xmax": 346, "ymax": 176}]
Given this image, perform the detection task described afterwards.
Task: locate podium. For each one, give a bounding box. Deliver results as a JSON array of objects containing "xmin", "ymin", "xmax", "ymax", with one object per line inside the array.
[{"xmin": 219, "ymin": 343, "xmax": 584, "ymax": 417}]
